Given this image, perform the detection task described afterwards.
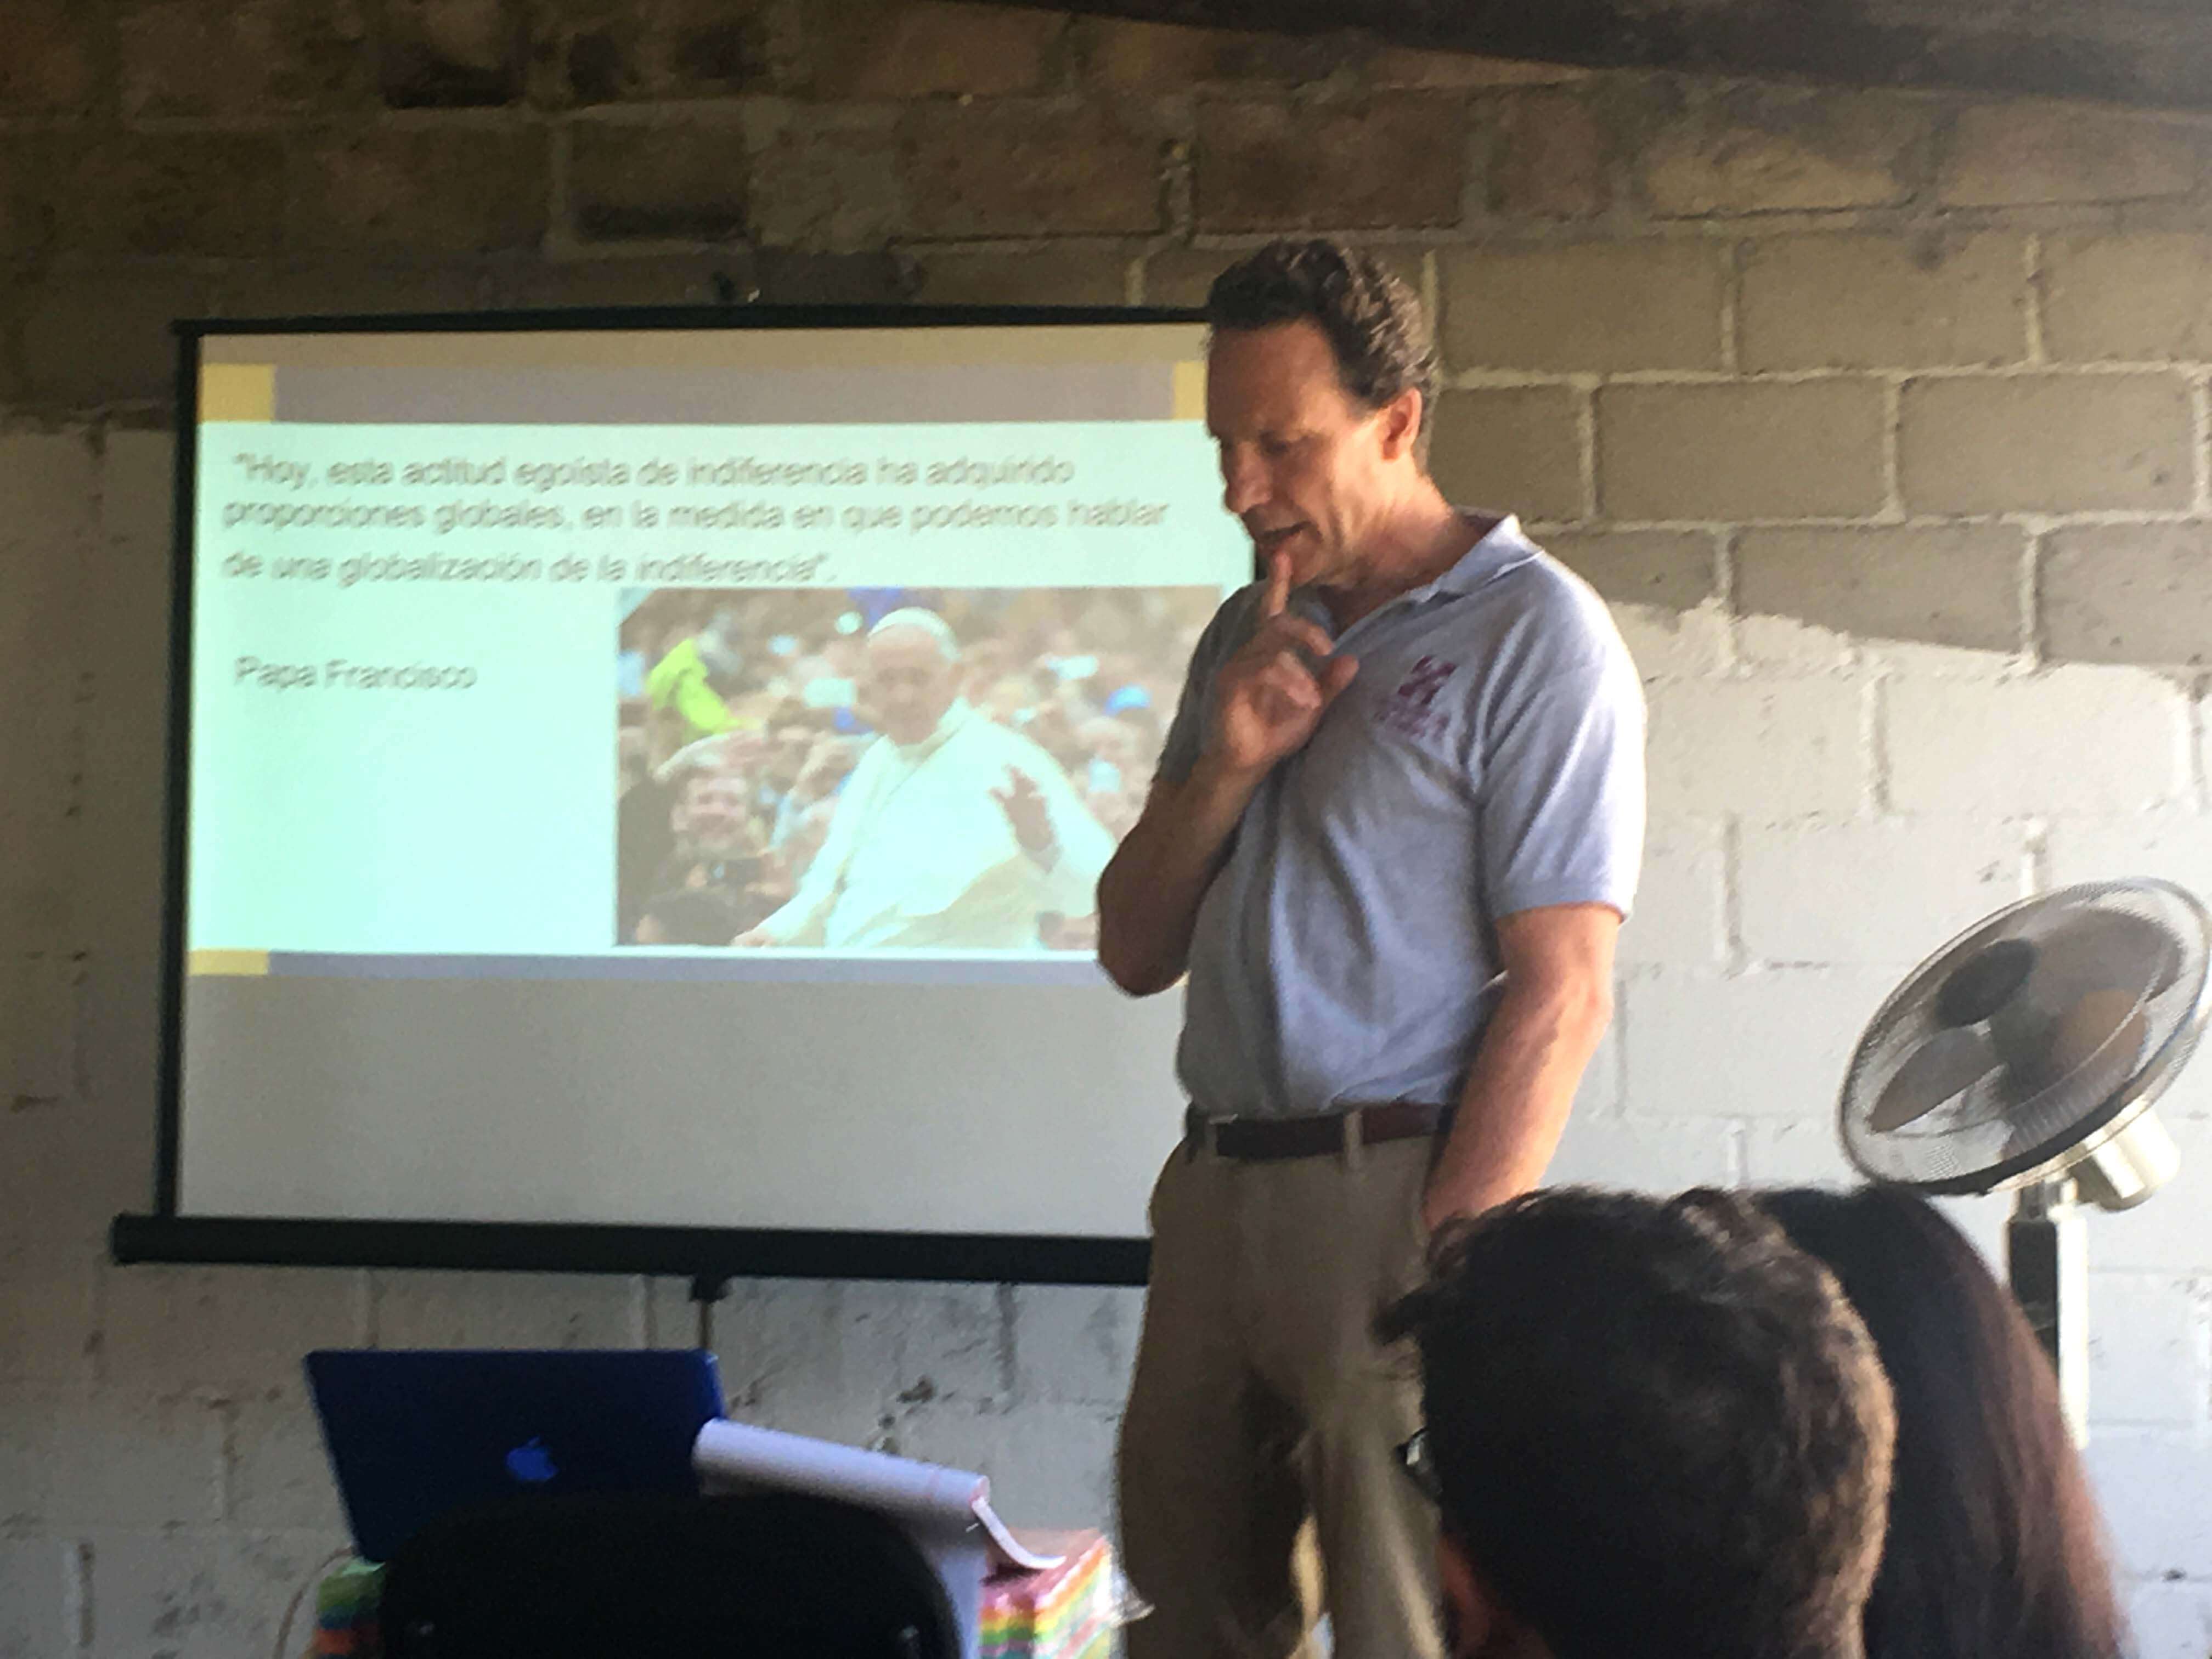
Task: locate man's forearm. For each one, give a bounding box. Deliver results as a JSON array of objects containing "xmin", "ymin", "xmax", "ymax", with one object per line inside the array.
[
  {"xmin": 1095, "ymin": 759, "xmax": 1263, "ymax": 996},
  {"xmin": 1424, "ymin": 976, "xmax": 1613, "ymax": 1230}
]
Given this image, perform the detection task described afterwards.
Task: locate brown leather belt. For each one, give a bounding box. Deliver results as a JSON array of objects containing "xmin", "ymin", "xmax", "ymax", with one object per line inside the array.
[{"xmin": 1184, "ymin": 1101, "xmax": 1454, "ymax": 1162}]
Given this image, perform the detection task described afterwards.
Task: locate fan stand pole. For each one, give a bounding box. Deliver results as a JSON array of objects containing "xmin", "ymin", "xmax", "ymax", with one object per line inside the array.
[{"xmin": 2008, "ymin": 1178, "xmax": 2090, "ymax": 1446}]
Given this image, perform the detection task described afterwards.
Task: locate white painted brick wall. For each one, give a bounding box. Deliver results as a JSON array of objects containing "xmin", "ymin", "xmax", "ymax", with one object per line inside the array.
[
  {"xmin": 2086, "ymin": 1273, "xmax": 2205, "ymax": 1429},
  {"xmin": 1544, "ymin": 1111, "xmax": 1739, "ymax": 1190},
  {"xmin": 0, "ymin": 1538, "xmax": 71, "ymax": 1659},
  {"xmin": 1733, "ymin": 612, "xmax": 1860, "ymax": 674},
  {"xmin": 2, "ymin": 1086, "xmax": 155, "ymax": 1267},
  {"xmin": 1009, "ymin": 1286, "xmax": 1143, "ymax": 1408},
  {"xmin": 97, "ymin": 1267, "xmax": 370, "ymax": 1396},
  {"xmin": 2199, "ymin": 689, "xmax": 2211, "ymax": 812},
  {"xmin": 1886, "ymin": 668, "xmax": 2194, "ymax": 817},
  {"xmin": 82, "ymin": 1530, "xmax": 334, "ymax": 1659},
  {"xmin": 1740, "ymin": 1116, "xmax": 1859, "ymax": 1186},
  {"xmin": 368, "ymin": 1271, "xmax": 648, "ymax": 1350},
  {"xmin": 2045, "ymin": 811, "xmax": 2212, "ymax": 900},
  {"xmin": 2130, "ymin": 1580, "xmax": 2212, "ymax": 1659},
  {"xmin": 893, "ymin": 1398, "xmax": 1122, "ymax": 1530},
  {"xmin": 1621, "ymin": 967, "xmax": 1896, "ymax": 1120},
  {"xmin": 2093, "ymin": 1120, "xmax": 2212, "ymax": 1273},
  {"xmin": 1647, "ymin": 678, "xmax": 1871, "ymax": 817},
  {"xmin": 2091, "ymin": 1434, "xmax": 2212, "ymax": 1580},
  {"xmin": 0, "ymin": 957, "xmax": 80, "ymax": 1111},
  {"xmin": 43, "ymin": 1393, "xmax": 225, "ymax": 1531},
  {"xmin": 1618, "ymin": 819, "xmax": 1729, "ymax": 968},
  {"xmin": 709, "ymin": 1280, "xmax": 897, "ymax": 1444},
  {"xmin": 0, "ymin": 1383, "xmax": 61, "ymax": 1528},
  {"xmin": 1574, "ymin": 1018, "xmax": 1625, "ymax": 1116},
  {"xmin": 1736, "ymin": 818, "xmax": 2031, "ymax": 965},
  {"xmin": 0, "ymin": 436, "xmax": 96, "ymax": 973},
  {"xmin": 224, "ymin": 1392, "xmax": 352, "ymax": 1535},
  {"xmin": 1605, "ymin": 599, "xmax": 1733, "ymax": 680},
  {"xmin": 0, "ymin": 1256, "xmax": 96, "ymax": 1384}
]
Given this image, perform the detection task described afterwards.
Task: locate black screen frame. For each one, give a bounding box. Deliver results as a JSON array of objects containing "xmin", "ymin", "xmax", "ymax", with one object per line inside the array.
[{"xmin": 117, "ymin": 301, "xmax": 1216, "ymax": 1289}]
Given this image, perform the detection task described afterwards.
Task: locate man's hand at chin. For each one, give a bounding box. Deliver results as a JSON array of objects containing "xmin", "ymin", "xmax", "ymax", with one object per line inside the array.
[{"xmin": 1206, "ymin": 551, "xmax": 1357, "ymax": 780}]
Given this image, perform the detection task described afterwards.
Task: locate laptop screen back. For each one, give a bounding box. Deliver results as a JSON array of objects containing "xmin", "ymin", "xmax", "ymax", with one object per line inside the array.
[{"xmin": 306, "ymin": 1348, "xmax": 725, "ymax": 1562}]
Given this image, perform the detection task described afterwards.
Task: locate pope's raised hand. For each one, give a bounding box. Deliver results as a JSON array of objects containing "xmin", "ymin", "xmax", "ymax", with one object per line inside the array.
[
  {"xmin": 1205, "ymin": 551, "xmax": 1358, "ymax": 777},
  {"xmin": 991, "ymin": 769, "xmax": 1056, "ymax": 856}
]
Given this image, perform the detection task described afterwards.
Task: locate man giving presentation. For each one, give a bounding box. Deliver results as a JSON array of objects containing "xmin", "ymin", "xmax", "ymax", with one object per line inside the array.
[{"xmin": 1098, "ymin": 240, "xmax": 1646, "ymax": 1659}]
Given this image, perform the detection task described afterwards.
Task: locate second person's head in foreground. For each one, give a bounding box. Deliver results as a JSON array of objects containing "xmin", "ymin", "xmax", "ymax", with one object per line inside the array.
[
  {"xmin": 1383, "ymin": 1186, "xmax": 1896, "ymax": 1659},
  {"xmin": 1760, "ymin": 1184, "xmax": 2126, "ymax": 1659}
]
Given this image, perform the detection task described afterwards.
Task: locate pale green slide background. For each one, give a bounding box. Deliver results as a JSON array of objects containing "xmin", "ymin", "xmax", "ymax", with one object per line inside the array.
[{"xmin": 190, "ymin": 419, "xmax": 1246, "ymax": 956}]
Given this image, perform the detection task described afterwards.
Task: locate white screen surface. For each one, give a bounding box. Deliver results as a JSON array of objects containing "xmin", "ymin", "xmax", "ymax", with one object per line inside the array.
[{"xmin": 177, "ymin": 321, "xmax": 1244, "ymax": 1247}]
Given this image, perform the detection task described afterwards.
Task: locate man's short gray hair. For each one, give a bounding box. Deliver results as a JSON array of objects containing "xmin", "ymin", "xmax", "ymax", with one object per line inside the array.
[{"xmin": 867, "ymin": 607, "xmax": 960, "ymax": 662}]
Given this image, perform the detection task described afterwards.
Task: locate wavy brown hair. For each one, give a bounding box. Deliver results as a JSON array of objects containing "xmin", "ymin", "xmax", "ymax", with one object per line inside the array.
[{"xmin": 1205, "ymin": 239, "xmax": 1438, "ymax": 461}]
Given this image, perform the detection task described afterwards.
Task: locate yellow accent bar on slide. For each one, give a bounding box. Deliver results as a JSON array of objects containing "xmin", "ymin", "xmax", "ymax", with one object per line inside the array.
[
  {"xmin": 189, "ymin": 950, "xmax": 270, "ymax": 977},
  {"xmin": 1172, "ymin": 360, "xmax": 1205, "ymax": 421},
  {"xmin": 200, "ymin": 364, "xmax": 275, "ymax": 422}
]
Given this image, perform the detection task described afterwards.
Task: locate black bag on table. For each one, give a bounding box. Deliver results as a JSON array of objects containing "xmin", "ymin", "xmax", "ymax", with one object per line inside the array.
[{"xmin": 380, "ymin": 1489, "xmax": 960, "ymax": 1659}]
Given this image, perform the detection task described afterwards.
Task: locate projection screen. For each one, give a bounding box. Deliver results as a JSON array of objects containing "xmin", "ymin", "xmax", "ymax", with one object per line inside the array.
[{"xmin": 122, "ymin": 307, "xmax": 1249, "ymax": 1284}]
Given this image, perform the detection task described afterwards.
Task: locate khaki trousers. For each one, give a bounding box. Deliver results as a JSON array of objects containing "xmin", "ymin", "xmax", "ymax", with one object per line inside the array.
[{"xmin": 1116, "ymin": 1132, "xmax": 1443, "ymax": 1659}]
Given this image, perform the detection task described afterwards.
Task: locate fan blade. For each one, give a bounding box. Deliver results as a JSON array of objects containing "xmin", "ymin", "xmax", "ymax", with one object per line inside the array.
[
  {"xmin": 1993, "ymin": 912, "xmax": 2173, "ymax": 1091},
  {"xmin": 2034, "ymin": 909, "xmax": 2182, "ymax": 1001},
  {"xmin": 1868, "ymin": 1027, "xmax": 1997, "ymax": 1132},
  {"xmin": 2049, "ymin": 986, "xmax": 2149, "ymax": 1085}
]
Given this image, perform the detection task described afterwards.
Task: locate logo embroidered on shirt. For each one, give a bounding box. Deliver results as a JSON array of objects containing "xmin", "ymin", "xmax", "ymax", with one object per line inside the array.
[{"xmin": 1375, "ymin": 655, "xmax": 1458, "ymax": 740}]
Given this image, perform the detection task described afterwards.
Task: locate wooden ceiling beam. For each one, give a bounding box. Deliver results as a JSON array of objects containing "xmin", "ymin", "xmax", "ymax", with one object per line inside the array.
[{"xmin": 989, "ymin": 0, "xmax": 2212, "ymax": 110}]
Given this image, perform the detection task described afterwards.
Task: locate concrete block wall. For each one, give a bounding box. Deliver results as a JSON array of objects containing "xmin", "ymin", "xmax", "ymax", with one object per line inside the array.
[{"xmin": 5, "ymin": 2, "xmax": 2212, "ymax": 1652}]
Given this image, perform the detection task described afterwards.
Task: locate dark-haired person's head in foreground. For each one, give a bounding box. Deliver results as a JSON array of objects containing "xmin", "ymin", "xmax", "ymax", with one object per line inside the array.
[
  {"xmin": 1382, "ymin": 1187, "xmax": 1896, "ymax": 1659},
  {"xmin": 1760, "ymin": 1186, "xmax": 2126, "ymax": 1659}
]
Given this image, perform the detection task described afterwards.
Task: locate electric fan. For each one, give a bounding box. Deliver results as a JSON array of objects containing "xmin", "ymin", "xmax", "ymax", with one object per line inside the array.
[{"xmin": 1837, "ymin": 878, "xmax": 2212, "ymax": 1438}]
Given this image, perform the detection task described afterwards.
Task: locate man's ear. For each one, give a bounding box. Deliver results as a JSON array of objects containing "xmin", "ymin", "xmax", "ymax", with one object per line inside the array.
[{"xmin": 1377, "ymin": 386, "xmax": 1424, "ymax": 463}]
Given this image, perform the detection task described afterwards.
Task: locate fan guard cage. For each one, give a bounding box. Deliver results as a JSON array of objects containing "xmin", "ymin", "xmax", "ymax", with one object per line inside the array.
[{"xmin": 1839, "ymin": 879, "xmax": 2212, "ymax": 1195}]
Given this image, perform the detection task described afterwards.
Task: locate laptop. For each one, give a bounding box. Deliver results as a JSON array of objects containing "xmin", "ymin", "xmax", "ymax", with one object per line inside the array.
[{"xmin": 306, "ymin": 1348, "xmax": 725, "ymax": 1562}]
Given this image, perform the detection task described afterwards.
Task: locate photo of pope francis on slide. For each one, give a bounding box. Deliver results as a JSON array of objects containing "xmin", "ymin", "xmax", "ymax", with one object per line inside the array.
[{"xmin": 615, "ymin": 584, "xmax": 1221, "ymax": 952}]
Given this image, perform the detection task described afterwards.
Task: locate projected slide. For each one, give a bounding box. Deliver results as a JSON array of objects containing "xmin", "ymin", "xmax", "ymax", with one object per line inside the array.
[
  {"xmin": 188, "ymin": 328, "xmax": 1244, "ymax": 981},
  {"xmin": 174, "ymin": 320, "xmax": 1245, "ymax": 1242}
]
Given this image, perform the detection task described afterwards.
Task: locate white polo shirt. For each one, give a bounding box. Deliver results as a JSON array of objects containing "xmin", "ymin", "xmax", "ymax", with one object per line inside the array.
[{"xmin": 1158, "ymin": 516, "xmax": 1646, "ymax": 1119}]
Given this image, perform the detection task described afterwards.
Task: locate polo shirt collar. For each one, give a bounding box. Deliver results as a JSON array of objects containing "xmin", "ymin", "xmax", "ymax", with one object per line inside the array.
[
  {"xmin": 1420, "ymin": 513, "xmax": 1538, "ymax": 599},
  {"xmin": 1289, "ymin": 514, "xmax": 1541, "ymax": 631}
]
